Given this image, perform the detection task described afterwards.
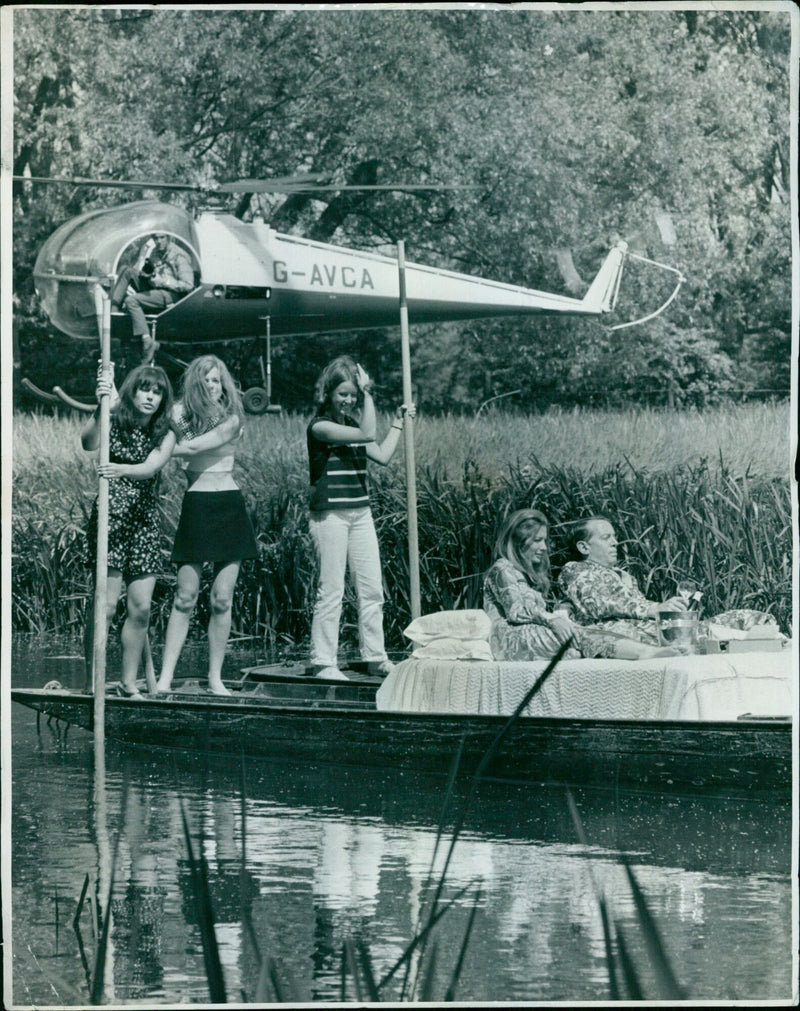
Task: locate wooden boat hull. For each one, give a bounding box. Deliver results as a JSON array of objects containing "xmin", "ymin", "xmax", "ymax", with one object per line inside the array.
[{"xmin": 12, "ymin": 685, "xmax": 791, "ymax": 799}]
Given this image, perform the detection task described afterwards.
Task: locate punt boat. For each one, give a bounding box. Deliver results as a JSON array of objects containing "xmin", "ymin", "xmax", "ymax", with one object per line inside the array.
[{"xmin": 11, "ymin": 660, "xmax": 792, "ymax": 801}]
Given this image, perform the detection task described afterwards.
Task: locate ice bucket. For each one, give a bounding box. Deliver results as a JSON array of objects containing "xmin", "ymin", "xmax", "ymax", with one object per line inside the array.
[{"xmin": 656, "ymin": 610, "xmax": 699, "ymax": 652}]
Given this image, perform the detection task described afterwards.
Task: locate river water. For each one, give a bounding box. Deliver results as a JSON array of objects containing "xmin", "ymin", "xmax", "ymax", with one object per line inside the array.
[{"xmin": 8, "ymin": 637, "xmax": 796, "ymax": 1006}]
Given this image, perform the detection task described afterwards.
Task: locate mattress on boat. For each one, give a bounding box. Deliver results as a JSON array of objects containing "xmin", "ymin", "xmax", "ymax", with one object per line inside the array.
[{"xmin": 375, "ymin": 650, "xmax": 794, "ymax": 722}]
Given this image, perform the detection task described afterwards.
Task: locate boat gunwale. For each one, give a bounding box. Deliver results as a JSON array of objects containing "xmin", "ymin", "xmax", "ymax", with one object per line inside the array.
[{"xmin": 10, "ymin": 686, "xmax": 793, "ymax": 734}]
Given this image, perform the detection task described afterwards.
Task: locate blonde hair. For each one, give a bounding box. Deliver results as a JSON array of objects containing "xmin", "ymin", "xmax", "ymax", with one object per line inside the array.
[
  {"xmin": 179, "ymin": 355, "xmax": 242, "ymax": 432},
  {"xmin": 492, "ymin": 508, "xmax": 552, "ymax": 593}
]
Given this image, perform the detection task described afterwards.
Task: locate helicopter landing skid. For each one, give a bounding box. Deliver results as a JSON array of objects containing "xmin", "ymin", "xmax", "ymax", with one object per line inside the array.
[{"xmin": 53, "ymin": 386, "xmax": 95, "ymax": 412}]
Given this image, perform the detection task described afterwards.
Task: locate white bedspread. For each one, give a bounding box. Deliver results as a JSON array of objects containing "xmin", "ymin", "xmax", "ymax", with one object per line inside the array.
[{"xmin": 376, "ymin": 650, "xmax": 794, "ymax": 722}]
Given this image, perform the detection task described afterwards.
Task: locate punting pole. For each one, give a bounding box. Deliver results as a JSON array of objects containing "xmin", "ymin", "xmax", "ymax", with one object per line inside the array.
[
  {"xmin": 92, "ymin": 285, "xmax": 112, "ymax": 747},
  {"xmin": 90, "ymin": 285, "xmax": 115, "ymax": 1001},
  {"xmin": 397, "ymin": 241, "xmax": 421, "ymax": 619}
]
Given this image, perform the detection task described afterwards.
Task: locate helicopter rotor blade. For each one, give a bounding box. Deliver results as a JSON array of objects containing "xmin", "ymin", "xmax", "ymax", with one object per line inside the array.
[
  {"xmin": 218, "ymin": 180, "xmax": 479, "ymax": 194},
  {"xmin": 216, "ymin": 173, "xmax": 331, "ymax": 190},
  {"xmin": 13, "ymin": 175, "xmax": 207, "ymax": 192},
  {"xmin": 11, "ymin": 173, "xmax": 332, "ymax": 193},
  {"xmin": 13, "ymin": 174, "xmax": 478, "ymax": 197}
]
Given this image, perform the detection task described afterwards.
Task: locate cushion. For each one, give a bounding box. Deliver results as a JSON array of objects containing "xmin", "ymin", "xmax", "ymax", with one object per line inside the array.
[
  {"xmin": 410, "ymin": 637, "xmax": 494, "ymax": 661},
  {"xmin": 403, "ymin": 609, "xmax": 492, "ymax": 646}
]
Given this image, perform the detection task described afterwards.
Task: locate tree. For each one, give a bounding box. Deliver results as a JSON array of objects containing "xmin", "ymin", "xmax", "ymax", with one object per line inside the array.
[{"xmin": 11, "ymin": 7, "xmax": 793, "ymax": 410}]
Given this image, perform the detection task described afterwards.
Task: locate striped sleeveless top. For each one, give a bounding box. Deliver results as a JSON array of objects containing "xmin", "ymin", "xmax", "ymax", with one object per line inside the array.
[{"xmin": 307, "ymin": 415, "xmax": 369, "ymax": 512}]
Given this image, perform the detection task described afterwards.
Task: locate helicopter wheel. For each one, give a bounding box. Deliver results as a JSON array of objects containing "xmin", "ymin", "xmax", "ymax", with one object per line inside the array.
[{"xmin": 242, "ymin": 386, "xmax": 270, "ymax": 415}]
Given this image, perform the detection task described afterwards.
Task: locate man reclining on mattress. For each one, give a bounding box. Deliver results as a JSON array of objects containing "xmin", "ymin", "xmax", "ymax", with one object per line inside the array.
[{"xmin": 557, "ymin": 515, "xmax": 781, "ymax": 646}]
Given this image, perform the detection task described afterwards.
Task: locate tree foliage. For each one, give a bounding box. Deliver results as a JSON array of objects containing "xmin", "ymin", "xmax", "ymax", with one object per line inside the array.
[{"xmin": 10, "ymin": 7, "xmax": 793, "ymax": 410}]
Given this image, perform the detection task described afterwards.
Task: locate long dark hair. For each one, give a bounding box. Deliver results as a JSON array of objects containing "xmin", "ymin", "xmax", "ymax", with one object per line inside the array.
[
  {"xmin": 313, "ymin": 356, "xmax": 361, "ymax": 416},
  {"xmin": 492, "ymin": 508, "xmax": 551, "ymax": 593},
  {"xmin": 565, "ymin": 514, "xmax": 613, "ymax": 560},
  {"xmin": 113, "ymin": 365, "xmax": 174, "ymax": 442}
]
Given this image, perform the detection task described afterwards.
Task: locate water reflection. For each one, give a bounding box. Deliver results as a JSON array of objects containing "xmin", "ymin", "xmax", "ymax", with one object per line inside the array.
[{"xmin": 9, "ymin": 638, "xmax": 795, "ymax": 1004}]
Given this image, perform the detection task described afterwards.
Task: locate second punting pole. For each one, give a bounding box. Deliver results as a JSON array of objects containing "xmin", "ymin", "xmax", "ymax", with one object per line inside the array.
[{"xmin": 396, "ymin": 241, "xmax": 421, "ymax": 619}]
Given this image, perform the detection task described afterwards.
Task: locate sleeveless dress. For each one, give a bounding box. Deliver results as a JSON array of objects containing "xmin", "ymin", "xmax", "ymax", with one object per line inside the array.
[{"xmin": 85, "ymin": 419, "xmax": 164, "ymax": 579}]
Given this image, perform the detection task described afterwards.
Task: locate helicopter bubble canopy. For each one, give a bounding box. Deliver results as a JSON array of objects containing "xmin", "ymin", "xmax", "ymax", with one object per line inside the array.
[{"xmin": 34, "ymin": 201, "xmax": 199, "ymax": 340}]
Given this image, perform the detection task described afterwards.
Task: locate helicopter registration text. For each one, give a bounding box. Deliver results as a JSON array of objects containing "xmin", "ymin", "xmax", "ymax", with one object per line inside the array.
[{"xmin": 273, "ymin": 260, "xmax": 375, "ymax": 290}]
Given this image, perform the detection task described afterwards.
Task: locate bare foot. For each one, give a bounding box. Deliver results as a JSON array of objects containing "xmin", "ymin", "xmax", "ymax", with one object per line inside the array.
[
  {"xmin": 208, "ymin": 681, "xmax": 231, "ymax": 696},
  {"xmin": 154, "ymin": 678, "xmax": 172, "ymax": 694},
  {"xmin": 650, "ymin": 646, "xmax": 680, "ymax": 658}
]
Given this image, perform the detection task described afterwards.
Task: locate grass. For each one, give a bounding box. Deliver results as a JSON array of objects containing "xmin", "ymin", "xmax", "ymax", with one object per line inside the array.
[
  {"xmin": 12, "ymin": 401, "xmax": 791, "ymax": 482},
  {"xmin": 11, "ymin": 403, "xmax": 794, "ymax": 645},
  {"xmin": 411, "ymin": 401, "xmax": 791, "ymax": 480}
]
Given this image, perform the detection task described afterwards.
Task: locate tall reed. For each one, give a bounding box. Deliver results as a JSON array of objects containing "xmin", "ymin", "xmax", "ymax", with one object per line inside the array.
[{"xmin": 12, "ymin": 407, "xmax": 793, "ymax": 647}]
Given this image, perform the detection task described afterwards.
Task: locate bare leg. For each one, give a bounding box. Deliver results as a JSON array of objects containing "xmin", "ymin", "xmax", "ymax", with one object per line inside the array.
[
  {"xmin": 156, "ymin": 563, "xmax": 202, "ymax": 691},
  {"xmin": 141, "ymin": 333, "xmax": 159, "ymax": 364},
  {"xmin": 207, "ymin": 560, "xmax": 241, "ymax": 695},
  {"xmin": 83, "ymin": 571, "xmax": 124, "ymax": 691},
  {"xmin": 120, "ymin": 575, "xmax": 157, "ymax": 693}
]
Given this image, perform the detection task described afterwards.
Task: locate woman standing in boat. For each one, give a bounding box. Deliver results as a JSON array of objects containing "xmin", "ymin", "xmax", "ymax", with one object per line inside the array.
[
  {"xmin": 155, "ymin": 355, "xmax": 258, "ymax": 695},
  {"xmin": 484, "ymin": 509, "xmax": 677, "ymax": 661},
  {"xmin": 82, "ymin": 362, "xmax": 176, "ymax": 697},
  {"xmin": 307, "ymin": 355, "xmax": 414, "ymax": 681}
]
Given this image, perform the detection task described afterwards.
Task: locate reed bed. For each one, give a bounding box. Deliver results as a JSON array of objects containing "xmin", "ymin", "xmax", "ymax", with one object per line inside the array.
[
  {"xmin": 13, "ymin": 402, "xmax": 790, "ymax": 482},
  {"xmin": 12, "ymin": 404, "xmax": 794, "ymax": 646}
]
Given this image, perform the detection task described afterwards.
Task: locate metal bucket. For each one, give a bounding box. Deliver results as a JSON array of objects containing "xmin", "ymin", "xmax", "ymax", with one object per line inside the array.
[{"xmin": 656, "ymin": 610, "xmax": 699, "ymax": 652}]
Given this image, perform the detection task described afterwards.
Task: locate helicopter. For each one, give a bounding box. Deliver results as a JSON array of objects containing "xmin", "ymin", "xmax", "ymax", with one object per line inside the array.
[{"xmin": 14, "ymin": 173, "xmax": 684, "ymax": 413}]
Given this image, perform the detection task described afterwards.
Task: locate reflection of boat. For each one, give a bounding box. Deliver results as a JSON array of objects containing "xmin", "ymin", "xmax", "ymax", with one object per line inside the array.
[
  {"xmin": 148, "ymin": 751, "xmax": 792, "ymax": 878},
  {"xmin": 11, "ymin": 671, "xmax": 791, "ymax": 800}
]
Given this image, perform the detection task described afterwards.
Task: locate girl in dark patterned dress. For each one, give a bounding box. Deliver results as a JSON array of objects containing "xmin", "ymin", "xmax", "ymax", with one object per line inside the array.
[
  {"xmin": 83, "ymin": 363, "xmax": 176, "ymax": 696},
  {"xmin": 483, "ymin": 510, "xmax": 678, "ymax": 661},
  {"xmin": 156, "ymin": 355, "xmax": 257, "ymax": 696}
]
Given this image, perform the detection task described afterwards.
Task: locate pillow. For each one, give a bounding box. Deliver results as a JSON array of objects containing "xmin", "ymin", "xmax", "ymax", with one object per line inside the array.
[
  {"xmin": 411, "ymin": 637, "xmax": 494, "ymax": 661},
  {"xmin": 403, "ymin": 609, "xmax": 492, "ymax": 646}
]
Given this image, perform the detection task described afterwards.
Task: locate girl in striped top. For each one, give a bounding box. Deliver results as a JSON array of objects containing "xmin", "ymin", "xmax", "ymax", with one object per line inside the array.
[{"xmin": 307, "ymin": 356, "xmax": 414, "ymax": 681}]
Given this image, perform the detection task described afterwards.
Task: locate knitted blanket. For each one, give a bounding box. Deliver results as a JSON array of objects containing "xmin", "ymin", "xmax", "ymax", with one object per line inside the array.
[{"xmin": 376, "ymin": 651, "xmax": 793, "ymax": 722}]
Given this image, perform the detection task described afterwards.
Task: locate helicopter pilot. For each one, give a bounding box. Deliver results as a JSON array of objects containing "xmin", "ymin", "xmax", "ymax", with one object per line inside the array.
[{"xmin": 112, "ymin": 233, "xmax": 195, "ymax": 363}]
